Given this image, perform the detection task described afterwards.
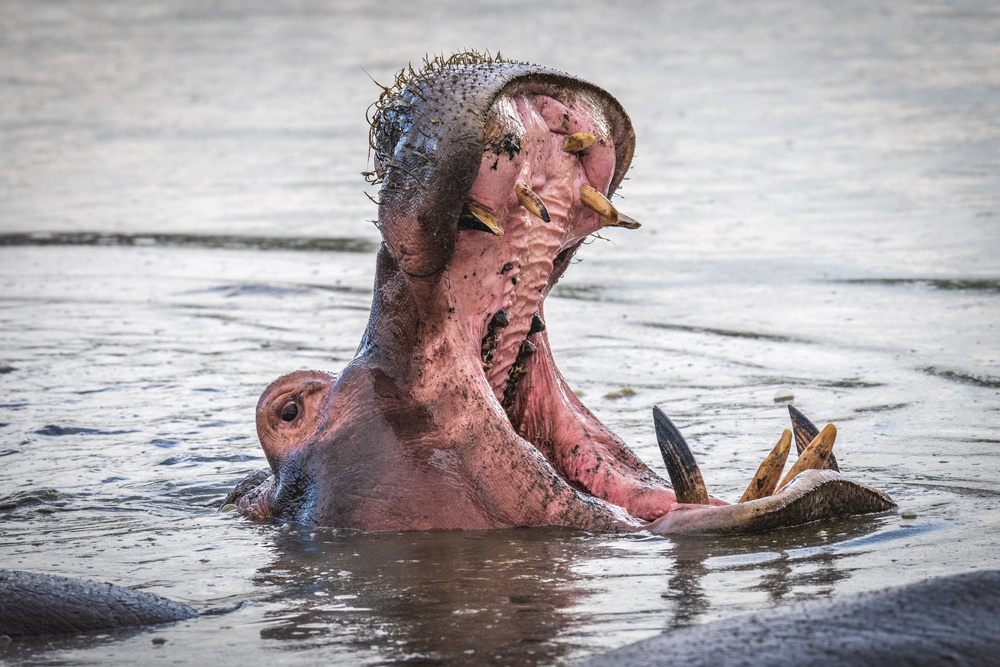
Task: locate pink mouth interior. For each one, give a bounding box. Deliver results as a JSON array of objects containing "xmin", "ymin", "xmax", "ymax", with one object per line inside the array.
[{"xmin": 447, "ymin": 88, "xmax": 620, "ymax": 405}]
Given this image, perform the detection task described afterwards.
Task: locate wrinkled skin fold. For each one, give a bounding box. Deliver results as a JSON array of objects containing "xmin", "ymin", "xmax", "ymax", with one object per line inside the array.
[{"xmin": 226, "ymin": 53, "xmax": 895, "ymax": 534}]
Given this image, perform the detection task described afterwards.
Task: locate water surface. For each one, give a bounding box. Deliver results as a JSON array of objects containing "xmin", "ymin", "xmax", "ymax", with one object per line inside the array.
[{"xmin": 1, "ymin": 1, "xmax": 998, "ymax": 664}]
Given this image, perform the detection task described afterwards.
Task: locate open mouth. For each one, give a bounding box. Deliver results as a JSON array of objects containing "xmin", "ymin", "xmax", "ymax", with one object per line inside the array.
[
  {"xmin": 359, "ymin": 60, "xmax": 671, "ymax": 520},
  {"xmin": 454, "ymin": 86, "xmax": 640, "ymax": 423},
  {"xmin": 229, "ymin": 53, "xmax": 896, "ymax": 534}
]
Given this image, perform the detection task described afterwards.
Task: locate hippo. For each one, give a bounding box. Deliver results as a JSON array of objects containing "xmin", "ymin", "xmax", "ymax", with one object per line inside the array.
[
  {"xmin": 225, "ymin": 52, "xmax": 894, "ymax": 534},
  {"xmin": 584, "ymin": 569, "xmax": 1000, "ymax": 666},
  {"xmin": 0, "ymin": 569, "xmax": 195, "ymax": 637},
  {"xmin": 0, "ymin": 53, "xmax": 954, "ymax": 646}
]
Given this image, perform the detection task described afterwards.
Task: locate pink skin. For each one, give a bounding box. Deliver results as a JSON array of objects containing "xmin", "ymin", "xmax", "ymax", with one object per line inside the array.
[
  {"xmin": 231, "ymin": 70, "xmax": 891, "ymax": 533},
  {"xmin": 237, "ymin": 90, "xmax": 722, "ymax": 531},
  {"xmin": 458, "ymin": 93, "xmax": 725, "ymax": 520}
]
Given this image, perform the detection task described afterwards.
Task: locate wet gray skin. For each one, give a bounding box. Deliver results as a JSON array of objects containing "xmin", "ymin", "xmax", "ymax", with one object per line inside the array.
[
  {"xmin": 584, "ymin": 570, "xmax": 1000, "ymax": 667},
  {"xmin": 0, "ymin": 570, "xmax": 196, "ymax": 637},
  {"xmin": 226, "ymin": 54, "xmax": 895, "ymax": 534}
]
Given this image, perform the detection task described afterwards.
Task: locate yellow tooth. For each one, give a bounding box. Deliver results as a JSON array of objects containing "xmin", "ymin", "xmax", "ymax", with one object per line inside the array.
[
  {"xmin": 580, "ymin": 184, "xmax": 616, "ymax": 221},
  {"xmin": 515, "ymin": 184, "xmax": 551, "ymax": 222},
  {"xmin": 616, "ymin": 212, "xmax": 642, "ymax": 230},
  {"xmin": 562, "ymin": 132, "xmax": 596, "ymax": 153},
  {"xmin": 580, "ymin": 184, "xmax": 642, "ymax": 229},
  {"xmin": 738, "ymin": 429, "xmax": 791, "ymax": 503},
  {"xmin": 776, "ymin": 424, "xmax": 836, "ymax": 491},
  {"xmin": 466, "ymin": 203, "xmax": 504, "ymax": 236}
]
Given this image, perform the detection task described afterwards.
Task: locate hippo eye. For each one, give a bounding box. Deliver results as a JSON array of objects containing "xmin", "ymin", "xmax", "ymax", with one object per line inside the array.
[{"xmin": 280, "ymin": 402, "xmax": 299, "ymax": 422}]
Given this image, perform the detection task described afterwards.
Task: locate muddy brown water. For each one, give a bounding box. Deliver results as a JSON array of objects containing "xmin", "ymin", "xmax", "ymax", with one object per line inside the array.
[{"xmin": 1, "ymin": 1, "xmax": 998, "ymax": 664}]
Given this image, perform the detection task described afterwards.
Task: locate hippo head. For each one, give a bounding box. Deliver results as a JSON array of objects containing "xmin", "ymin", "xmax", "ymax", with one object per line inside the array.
[{"xmin": 226, "ymin": 53, "xmax": 894, "ymax": 533}]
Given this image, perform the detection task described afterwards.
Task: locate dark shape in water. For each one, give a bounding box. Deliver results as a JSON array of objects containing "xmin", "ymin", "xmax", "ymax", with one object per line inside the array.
[
  {"xmin": 584, "ymin": 570, "xmax": 1000, "ymax": 666},
  {"xmin": 0, "ymin": 570, "xmax": 196, "ymax": 637}
]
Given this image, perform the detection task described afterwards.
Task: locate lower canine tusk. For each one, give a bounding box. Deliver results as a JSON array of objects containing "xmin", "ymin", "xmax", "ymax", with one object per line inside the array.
[
  {"xmin": 738, "ymin": 429, "xmax": 791, "ymax": 503},
  {"xmin": 776, "ymin": 424, "xmax": 837, "ymax": 491},
  {"xmin": 515, "ymin": 184, "xmax": 550, "ymax": 223},
  {"xmin": 653, "ymin": 406, "xmax": 710, "ymax": 505},
  {"xmin": 562, "ymin": 132, "xmax": 596, "ymax": 153},
  {"xmin": 580, "ymin": 184, "xmax": 641, "ymax": 229},
  {"xmin": 788, "ymin": 405, "xmax": 839, "ymax": 471}
]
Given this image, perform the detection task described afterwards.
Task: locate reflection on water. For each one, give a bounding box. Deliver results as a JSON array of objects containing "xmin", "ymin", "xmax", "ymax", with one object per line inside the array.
[
  {"xmin": 258, "ymin": 528, "xmax": 599, "ymax": 663},
  {"xmin": 1, "ymin": 0, "xmax": 999, "ymax": 664},
  {"xmin": 246, "ymin": 518, "xmax": 894, "ymax": 663},
  {"xmin": 0, "ymin": 515, "xmax": 903, "ymax": 665}
]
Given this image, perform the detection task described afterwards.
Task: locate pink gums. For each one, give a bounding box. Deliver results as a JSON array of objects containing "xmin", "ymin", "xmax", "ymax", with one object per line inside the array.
[
  {"xmin": 452, "ymin": 93, "xmax": 615, "ymax": 396},
  {"xmin": 441, "ymin": 92, "xmax": 680, "ymax": 520}
]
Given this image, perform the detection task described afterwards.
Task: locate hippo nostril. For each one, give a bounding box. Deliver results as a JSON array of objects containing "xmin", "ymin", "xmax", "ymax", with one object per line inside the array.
[{"xmin": 280, "ymin": 402, "xmax": 299, "ymax": 422}]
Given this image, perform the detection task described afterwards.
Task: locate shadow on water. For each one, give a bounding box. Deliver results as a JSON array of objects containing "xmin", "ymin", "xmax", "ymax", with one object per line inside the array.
[{"xmin": 838, "ymin": 278, "xmax": 1000, "ymax": 295}]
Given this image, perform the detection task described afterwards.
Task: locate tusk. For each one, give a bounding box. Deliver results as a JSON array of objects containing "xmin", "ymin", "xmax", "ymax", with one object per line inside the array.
[
  {"xmin": 580, "ymin": 184, "xmax": 641, "ymax": 229},
  {"xmin": 458, "ymin": 203, "xmax": 504, "ymax": 236},
  {"xmin": 562, "ymin": 132, "xmax": 596, "ymax": 153},
  {"xmin": 580, "ymin": 184, "xmax": 616, "ymax": 222},
  {"xmin": 615, "ymin": 212, "xmax": 641, "ymax": 230},
  {"xmin": 738, "ymin": 429, "xmax": 792, "ymax": 502},
  {"xmin": 515, "ymin": 184, "xmax": 550, "ymax": 222},
  {"xmin": 776, "ymin": 423, "xmax": 837, "ymax": 491},
  {"xmin": 788, "ymin": 405, "xmax": 839, "ymax": 471},
  {"xmin": 653, "ymin": 406, "xmax": 710, "ymax": 505}
]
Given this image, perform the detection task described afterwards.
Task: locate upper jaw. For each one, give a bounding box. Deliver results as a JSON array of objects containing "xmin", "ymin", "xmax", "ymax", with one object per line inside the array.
[
  {"xmin": 368, "ymin": 54, "xmax": 636, "ymax": 280},
  {"xmin": 440, "ymin": 87, "xmax": 643, "ymax": 409}
]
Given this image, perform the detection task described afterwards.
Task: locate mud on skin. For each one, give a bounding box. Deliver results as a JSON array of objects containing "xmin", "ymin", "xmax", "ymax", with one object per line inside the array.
[{"xmin": 226, "ymin": 52, "xmax": 895, "ymax": 534}]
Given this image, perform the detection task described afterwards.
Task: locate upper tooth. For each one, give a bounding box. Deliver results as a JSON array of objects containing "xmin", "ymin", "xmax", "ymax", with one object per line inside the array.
[
  {"xmin": 528, "ymin": 313, "xmax": 546, "ymax": 336},
  {"xmin": 515, "ymin": 184, "xmax": 551, "ymax": 223},
  {"xmin": 490, "ymin": 310, "xmax": 510, "ymax": 329},
  {"xmin": 562, "ymin": 133, "xmax": 597, "ymax": 153},
  {"xmin": 580, "ymin": 184, "xmax": 616, "ymax": 222},
  {"xmin": 615, "ymin": 212, "xmax": 641, "ymax": 230},
  {"xmin": 580, "ymin": 184, "xmax": 641, "ymax": 229},
  {"xmin": 459, "ymin": 203, "xmax": 504, "ymax": 236}
]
